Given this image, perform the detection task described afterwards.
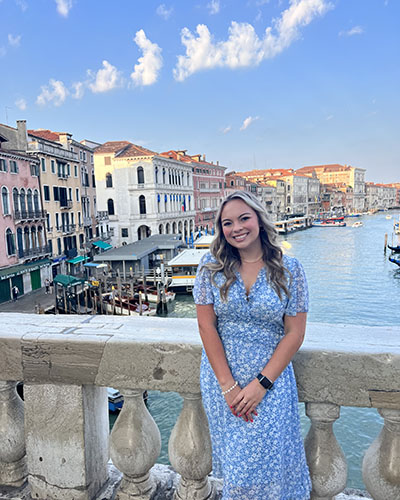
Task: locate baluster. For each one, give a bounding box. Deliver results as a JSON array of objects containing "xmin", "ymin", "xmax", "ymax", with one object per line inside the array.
[
  {"xmin": 0, "ymin": 381, "xmax": 26, "ymax": 487},
  {"xmin": 169, "ymin": 392, "xmax": 214, "ymax": 500},
  {"xmin": 304, "ymin": 402, "xmax": 347, "ymax": 500},
  {"xmin": 362, "ymin": 408, "xmax": 400, "ymax": 500},
  {"xmin": 110, "ymin": 388, "xmax": 161, "ymax": 499}
]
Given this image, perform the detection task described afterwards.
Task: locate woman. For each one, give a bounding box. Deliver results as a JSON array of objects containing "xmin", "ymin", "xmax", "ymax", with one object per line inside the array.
[{"xmin": 193, "ymin": 191, "xmax": 311, "ymax": 500}]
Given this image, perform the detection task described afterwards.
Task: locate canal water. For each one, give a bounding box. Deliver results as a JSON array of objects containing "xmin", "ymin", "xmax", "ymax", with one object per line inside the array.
[{"xmin": 111, "ymin": 211, "xmax": 400, "ymax": 489}]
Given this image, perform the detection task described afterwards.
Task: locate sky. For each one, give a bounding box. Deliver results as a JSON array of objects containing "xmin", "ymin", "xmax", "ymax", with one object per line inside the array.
[{"xmin": 0, "ymin": 0, "xmax": 399, "ymax": 183}]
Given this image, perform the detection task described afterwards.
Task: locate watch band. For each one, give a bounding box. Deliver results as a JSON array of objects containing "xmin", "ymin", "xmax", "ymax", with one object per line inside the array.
[{"xmin": 256, "ymin": 373, "xmax": 274, "ymax": 390}]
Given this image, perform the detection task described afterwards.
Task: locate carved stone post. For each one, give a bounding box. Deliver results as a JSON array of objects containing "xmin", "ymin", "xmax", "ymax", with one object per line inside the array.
[
  {"xmin": 304, "ymin": 402, "xmax": 347, "ymax": 500},
  {"xmin": 0, "ymin": 381, "xmax": 26, "ymax": 487},
  {"xmin": 362, "ymin": 408, "xmax": 400, "ymax": 500},
  {"xmin": 169, "ymin": 392, "xmax": 214, "ymax": 500},
  {"xmin": 110, "ymin": 388, "xmax": 161, "ymax": 499}
]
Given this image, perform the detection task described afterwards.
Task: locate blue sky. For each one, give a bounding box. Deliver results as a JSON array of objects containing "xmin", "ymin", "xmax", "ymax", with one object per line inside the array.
[{"xmin": 1, "ymin": 0, "xmax": 399, "ymax": 183}]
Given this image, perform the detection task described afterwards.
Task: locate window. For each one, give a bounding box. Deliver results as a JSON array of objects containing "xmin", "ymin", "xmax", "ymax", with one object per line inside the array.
[
  {"xmin": 20, "ymin": 189, "xmax": 26, "ymax": 212},
  {"xmin": 68, "ymin": 188, "xmax": 72, "ymax": 201},
  {"xmin": 137, "ymin": 166, "xmax": 144, "ymax": 184},
  {"xmin": 59, "ymin": 187, "xmax": 68, "ymax": 207},
  {"xmin": 51, "ymin": 160, "xmax": 55, "ymax": 173},
  {"xmin": 80, "ymin": 151, "xmax": 83, "ymax": 160},
  {"xmin": 10, "ymin": 160, "xmax": 18, "ymax": 173},
  {"xmin": 43, "ymin": 185, "xmax": 50, "ymax": 201},
  {"xmin": 67, "ymin": 164, "xmax": 71, "ymax": 176},
  {"xmin": 107, "ymin": 199, "xmax": 115, "ymax": 215},
  {"xmin": 41, "ymin": 158, "xmax": 46, "ymax": 172},
  {"xmin": 30, "ymin": 163, "xmax": 39, "ymax": 176},
  {"xmin": 13, "ymin": 188, "xmax": 19, "ymax": 211},
  {"xmin": 57, "ymin": 238, "xmax": 62, "ymax": 254},
  {"xmin": 83, "ymin": 151, "xmax": 87, "ymax": 162},
  {"xmin": 2, "ymin": 187, "xmax": 10, "ymax": 215},
  {"xmin": 27, "ymin": 189, "xmax": 33, "ymax": 212},
  {"xmin": 53, "ymin": 186, "xmax": 59, "ymax": 201},
  {"xmin": 104, "ymin": 156, "xmax": 111, "ymax": 165},
  {"xmin": 6, "ymin": 228, "xmax": 15, "ymax": 255},
  {"xmin": 78, "ymin": 212, "xmax": 81, "ymax": 226},
  {"xmin": 76, "ymin": 188, "xmax": 80, "ymax": 202},
  {"xmin": 91, "ymin": 154, "xmax": 93, "ymax": 164},
  {"xmin": 121, "ymin": 228, "xmax": 128, "ymax": 238},
  {"xmin": 0, "ymin": 159, "xmax": 7, "ymax": 172},
  {"xmin": 106, "ymin": 173, "xmax": 113, "ymax": 188},
  {"xmin": 92, "ymin": 169, "xmax": 96, "ymax": 187},
  {"xmin": 46, "ymin": 213, "xmax": 51, "ymax": 231},
  {"xmin": 33, "ymin": 190, "xmax": 40, "ymax": 211},
  {"xmin": 74, "ymin": 165, "xmax": 78, "ymax": 177},
  {"xmin": 139, "ymin": 195, "xmax": 146, "ymax": 214}
]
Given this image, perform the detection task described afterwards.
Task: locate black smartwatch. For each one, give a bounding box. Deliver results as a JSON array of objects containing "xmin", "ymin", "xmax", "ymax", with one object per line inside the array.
[{"xmin": 256, "ymin": 373, "xmax": 274, "ymax": 391}]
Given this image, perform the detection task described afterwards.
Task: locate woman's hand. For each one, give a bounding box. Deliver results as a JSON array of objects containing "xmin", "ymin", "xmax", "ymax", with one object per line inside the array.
[
  {"xmin": 230, "ymin": 379, "xmax": 267, "ymax": 421},
  {"xmin": 223, "ymin": 385, "xmax": 255, "ymax": 422}
]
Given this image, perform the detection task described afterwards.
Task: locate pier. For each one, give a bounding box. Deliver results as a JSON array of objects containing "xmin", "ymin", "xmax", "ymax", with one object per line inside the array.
[{"xmin": 0, "ymin": 314, "xmax": 399, "ymax": 499}]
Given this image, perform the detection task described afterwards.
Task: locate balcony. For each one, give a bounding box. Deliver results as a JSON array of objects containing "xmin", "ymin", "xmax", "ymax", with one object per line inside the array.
[
  {"xmin": 96, "ymin": 211, "xmax": 109, "ymax": 222},
  {"xmin": 62, "ymin": 224, "xmax": 76, "ymax": 235},
  {"xmin": 18, "ymin": 244, "xmax": 51, "ymax": 259},
  {"xmin": 27, "ymin": 141, "xmax": 78, "ymax": 162},
  {"xmin": 57, "ymin": 172, "xmax": 69, "ymax": 180},
  {"xmin": 60, "ymin": 201, "xmax": 73, "ymax": 210},
  {"xmin": 83, "ymin": 216, "xmax": 93, "ymax": 226},
  {"xmin": 0, "ymin": 317, "xmax": 399, "ymax": 500},
  {"xmin": 13, "ymin": 209, "xmax": 46, "ymax": 222}
]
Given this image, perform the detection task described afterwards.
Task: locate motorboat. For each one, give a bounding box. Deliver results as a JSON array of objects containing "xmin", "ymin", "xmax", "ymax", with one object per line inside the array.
[
  {"xmin": 102, "ymin": 294, "xmax": 156, "ymax": 316},
  {"xmin": 352, "ymin": 221, "xmax": 363, "ymax": 228},
  {"xmin": 312, "ymin": 217, "xmax": 346, "ymax": 227}
]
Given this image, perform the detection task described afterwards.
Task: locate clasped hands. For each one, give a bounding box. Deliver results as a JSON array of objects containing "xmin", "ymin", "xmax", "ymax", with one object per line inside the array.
[{"xmin": 223, "ymin": 378, "xmax": 267, "ymax": 423}]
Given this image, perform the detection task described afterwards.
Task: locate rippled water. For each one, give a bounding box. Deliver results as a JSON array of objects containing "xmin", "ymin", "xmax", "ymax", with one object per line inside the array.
[{"xmin": 112, "ymin": 212, "xmax": 400, "ymax": 489}]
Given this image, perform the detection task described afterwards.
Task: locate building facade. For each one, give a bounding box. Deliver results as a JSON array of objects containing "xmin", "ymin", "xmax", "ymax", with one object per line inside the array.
[{"xmin": 94, "ymin": 142, "xmax": 195, "ymax": 247}]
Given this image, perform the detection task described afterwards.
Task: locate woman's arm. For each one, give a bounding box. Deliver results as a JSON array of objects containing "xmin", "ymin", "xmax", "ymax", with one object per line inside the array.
[{"xmin": 231, "ymin": 312, "xmax": 307, "ymax": 418}]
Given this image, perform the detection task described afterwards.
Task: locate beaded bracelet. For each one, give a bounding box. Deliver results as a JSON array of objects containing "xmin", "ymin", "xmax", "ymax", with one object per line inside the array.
[{"xmin": 221, "ymin": 381, "xmax": 238, "ymax": 396}]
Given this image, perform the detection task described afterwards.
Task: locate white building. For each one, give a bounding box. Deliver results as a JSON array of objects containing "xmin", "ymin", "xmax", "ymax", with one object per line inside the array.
[{"xmin": 94, "ymin": 142, "xmax": 195, "ymax": 247}]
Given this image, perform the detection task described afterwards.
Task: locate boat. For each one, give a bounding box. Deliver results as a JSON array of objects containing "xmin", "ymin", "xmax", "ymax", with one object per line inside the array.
[
  {"xmin": 389, "ymin": 255, "xmax": 400, "ymax": 267},
  {"xmin": 108, "ymin": 388, "xmax": 124, "ymax": 412},
  {"xmin": 352, "ymin": 221, "xmax": 363, "ymax": 228},
  {"xmin": 312, "ymin": 217, "xmax": 346, "ymax": 227},
  {"xmin": 394, "ymin": 222, "xmax": 400, "ymax": 235},
  {"xmin": 387, "ymin": 244, "xmax": 400, "ymax": 253},
  {"xmin": 386, "ymin": 215, "xmax": 392, "ymax": 220},
  {"xmin": 102, "ymin": 294, "xmax": 156, "ymax": 316},
  {"xmin": 345, "ymin": 213, "xmax": 361, "ymax": 218},
  {"xmin": 133, "ymin": 284, "xmax": 175, "ymax": 303},
  {"xmin": 168, "ymin": 248, "xmax": 209, "ymax": 291}
]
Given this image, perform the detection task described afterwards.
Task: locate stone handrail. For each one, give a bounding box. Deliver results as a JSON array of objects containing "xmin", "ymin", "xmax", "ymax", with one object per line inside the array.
[{"xmin": 0, "ymin": 313, "xmax": 399, "ymax": 500}]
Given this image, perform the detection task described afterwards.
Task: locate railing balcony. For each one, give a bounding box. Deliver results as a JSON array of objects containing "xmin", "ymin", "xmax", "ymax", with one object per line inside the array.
[
  {"xmin": 96, "ymin": 211, "xmax": 109, "ymax": 222},
  {"xmin": 62, "ymin": 224, "xmax": 76, "ymax": 235},
  {"xmin": 27, "ymin": 142, "xmax": 78, "ymax": 162},
  {"xmin": 0, "ymin": 316, "xmax": 399, "ymax": 500},
  {"xmin": 18, "ymin": 244, "xmax": 51, "ymax": 258},
  {"xmin": 83, "ymin": 216, "xmax": 92, "ymax": 226},
  {"xmin": 13, "ymin": 209, "xmax": 46, "ymax": 221},
  {"xmin": 60, "ymin": 200, "xmax": 73, "ymax": 210}
]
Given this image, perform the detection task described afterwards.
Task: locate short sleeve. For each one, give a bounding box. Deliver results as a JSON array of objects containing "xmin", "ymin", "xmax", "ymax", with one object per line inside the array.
[
  {"xmin": 193, "ymin": 253, "xmax": 214, "ymax": 305},
  {"xmin": 285, "ymin": 257, "xmax": 309, "ymax": 316}
]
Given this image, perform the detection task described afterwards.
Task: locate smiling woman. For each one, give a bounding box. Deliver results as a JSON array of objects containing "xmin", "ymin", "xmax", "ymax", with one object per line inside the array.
[{"xmin": 193, "ymin": 191, "xmax": 310, "ymax": 500}]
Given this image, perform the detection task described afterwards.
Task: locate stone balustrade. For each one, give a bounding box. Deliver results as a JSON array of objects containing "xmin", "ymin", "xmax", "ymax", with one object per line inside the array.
[{"xmin": 0, "ymin": 313, "xmax": 399, "ymax": 500}]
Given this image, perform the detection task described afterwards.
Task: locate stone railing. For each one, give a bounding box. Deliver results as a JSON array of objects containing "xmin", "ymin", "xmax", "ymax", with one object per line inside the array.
[{"xmin": 0, "ymin": 314, "xmax": 399, "ymax": 500}]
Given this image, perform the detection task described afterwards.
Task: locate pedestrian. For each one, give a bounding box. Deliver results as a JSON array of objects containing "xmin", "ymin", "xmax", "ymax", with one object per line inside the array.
[
  {"xmin": 12, "ymin": 285, "xmax": 20, "ymax": 302},
  {"xmin": 44, "ymin": 278, "xmax": 50, "ymax": 294},
  {"xmin": 193, "ymin": 191, "xmax": 311, "ymax": 499}
]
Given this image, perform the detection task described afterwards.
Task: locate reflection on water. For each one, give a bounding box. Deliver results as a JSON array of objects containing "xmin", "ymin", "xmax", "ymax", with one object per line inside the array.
[{"xmin": 111, "ymin": 212, "xmax": 399, "ymax": 489}]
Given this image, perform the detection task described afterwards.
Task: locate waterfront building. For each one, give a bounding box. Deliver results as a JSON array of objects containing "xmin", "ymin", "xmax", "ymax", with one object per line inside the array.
[
  {"xmin": 258, "ymin": 183, "xmax": 278, "ymax": 220},
  {"xmin": 224, "ymin": 172, "xmax": 247, "ymax": 196},
  {"xmin": 320, "ymin": 184, "xmax": 346, "ymax": 214},
  {"xmin": 94, "ymin": 141, "xmax": 195, "ymax": 247},
  {"xmin": 297, "ymin": 164, "xmax": 366, "ymax": 213},
  {"xmin": 386, "ymin": 183, "xmax": 400, "ymax": 207},
  {"xmin": 365, "ymin": 183, "xmax": 397, "ymax": 211},
  {"xmin": 0, "ymin": 134, "xmax": 51, "ymax": 303},
  {"xmin": 276, "ymin": 173, "xmax": 309, "ymax": 216},
  {"xmin": 160, "ymin": 150, "xmax": 225, "ymax": 231}
]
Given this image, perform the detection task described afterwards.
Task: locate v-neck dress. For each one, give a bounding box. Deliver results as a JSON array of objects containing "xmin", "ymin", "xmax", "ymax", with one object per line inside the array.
[{"xmin": 193, "ymin": 252, "xmax": 311, "ymax": 500}]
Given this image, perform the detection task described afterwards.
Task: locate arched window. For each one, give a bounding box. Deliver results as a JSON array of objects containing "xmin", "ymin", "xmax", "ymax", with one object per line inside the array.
[
  {"xmin": 27, "ymin": 189, "xmax": 33, "ymax": 212},
  {"xmin": 139, "ymin": 195, "xmax": 146, "ymax": 214},
  {"xmin": 107, "ymin": 198, "xmax": 115, "ymax": 215},
  {"xmin": 17, "ymin": 227, "xmax": 23, "ymax": 257},
  {"xmin": 163, "ymin": 168, "xmax": 166, "ymax": 184},
  {"xmin": 159, "ymin": 224, "xmax": 163, "ymax": 234},
  {"xmin": 6, "ymin": 228, "xmax": 15, "ymax": 255},
  {"xmin": 13, "ymin": 188, "xmax": 19, "ymax": 212},
  {"xmin": 31, "ymin": 226, "xmax": 37, "ymax": 248},
  {"xmin": 20, "ymin": 189, "xmax": 26, "ymax": 213},
  {"xmin": 137, "ymin": 166, "xmax": 144, "ymax": 184},
  {"xmin": 37, "ymin": 226, "xmax": 43, "ymax": 247},
  {"xmin": 24, "ymin": 226, "xmax": 30, "ymax": 250},
  {"xmin": 106, "ymin": 173, "xmax": 113, "ymax": 188},
  {"xmin": 2, "ymin": 187, "xmax": 9, "ymax": 215},
  {"xmin": 155, "ymin": 167, "xmax": 158, "ymax": 184},
  {"xmin": 33, "ymin": 190, "xmax": 40, "ymax": 212}
]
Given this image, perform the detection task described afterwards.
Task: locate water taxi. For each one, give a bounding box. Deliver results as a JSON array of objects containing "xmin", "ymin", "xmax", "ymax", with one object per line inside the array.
[
  {"xmin": 168, "ymin": 248, "xmax": 209, "ymax": 292},
  {"xmin": 352, "ymin": 221, "xmax": 363, "ymax": 228},
  {"xmin": 312, "ymin": 217, "xmax": 346, "ymax": 227}
]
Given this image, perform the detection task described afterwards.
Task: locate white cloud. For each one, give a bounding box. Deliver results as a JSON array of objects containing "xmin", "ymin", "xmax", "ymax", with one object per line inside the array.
[
  {"xmin": 222, "ymin": 125, "xmax": 232, "ymax": 134},
  {"xmin": 88, "ymin": 60, "xmax": 122, "ymax": 93},
  {"xmin": 8, "ymin": 34, "xmax": 21, "ymax": 47},
  {"xmin": 15, "ymin": 0, "xmax": 28, "ymax": 12},
  {"xmin": 339, "ymin": 25, "xmax": 364, "ymax": 37},
  {"xmin": 174, "ymin": 0, "xmax": 332, "ymax": 81},
  {"xmin": 71, "ymin": 81, "xmax": 85, "ymax": 99},
  {"xmin": 55, "ymin": 0, "xmax": 73, "ymax": 17},
  {"xmin": 131, "ymin": 30, "xmax": 163, "ymax": 86},
  {"xmin": 15, "ymin": 98, "xmax": 27, "ymax": 111},
  {"xmin": 156, "ymin": 4, "xmax": 173, "ymax": 20},
  {"xmin": 207, "ymin": 0, "xmax": 220, "ymax": 15},
  {"xmin": 36, "ymin": 79, "xmax": 69, "ymax": 107},
  {"xmin": 240, "ymin": 116, "xmax": 259, "ymax": 131}
]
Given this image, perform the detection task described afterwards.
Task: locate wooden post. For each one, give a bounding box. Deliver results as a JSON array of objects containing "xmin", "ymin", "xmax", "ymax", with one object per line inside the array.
[
  {"xmin": 153, "ymin": 267, "xmax": 156, "ymax": 287},
  {"xmin": 112, "ymin": 286, "xmax": 116, "ymax": 315},
  {"xmin": 384, "ymin": 233, "xmax": 388, "ymax": 254},
  {"xmin": 138, "ymin": 290, "xmax": 143, "ymax": 316},
  {"xmin": 100, "ymin": 278, "xmax": 105, "ymax": 315},
  {"xmin": 55, "ymin": 283, "xmax": 59, "ymax": 314},
  {"xmin": 63, "ymin": 286, "xmax": 67, "ymax": 314}
]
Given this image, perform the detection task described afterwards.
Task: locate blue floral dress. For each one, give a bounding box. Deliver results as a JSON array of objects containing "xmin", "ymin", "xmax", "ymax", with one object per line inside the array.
[{"xmin": 193, "ymin": 252, "xmax": 311, "ymax": 500}]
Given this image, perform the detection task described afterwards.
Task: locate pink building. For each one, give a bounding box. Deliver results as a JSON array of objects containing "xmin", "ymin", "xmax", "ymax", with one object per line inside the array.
[{"xmin": 0, "ymin": 135, "xmax": 50, "ymax": 303}]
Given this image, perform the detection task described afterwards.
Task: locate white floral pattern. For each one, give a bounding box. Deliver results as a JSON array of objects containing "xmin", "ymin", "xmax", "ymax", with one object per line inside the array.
[{"xmin": 193, "ymin": 252, "xmax": 311, "ymax": 500}]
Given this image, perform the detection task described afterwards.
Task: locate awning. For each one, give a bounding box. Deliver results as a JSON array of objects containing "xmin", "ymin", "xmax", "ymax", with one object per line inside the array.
[
  {"xmin": 53, "ymin": 274, "xmax": 85, "ymax": 287},
  {"xmin": 67, "ymin": 256, "xmax": 89, "ymax": 265},
  {"xmin": 0, "ymin": 258, "xmax": 51, "ymax": 281},
  {"xmin": 93, "ymin": 240, "xmax": 112, "ymax": 250},
  {"xmin": 84, "ymin": 262, "xmax": 108, "ymax": 268}
]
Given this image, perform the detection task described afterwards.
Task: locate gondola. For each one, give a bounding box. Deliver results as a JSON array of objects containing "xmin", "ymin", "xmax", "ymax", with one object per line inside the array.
[
  {"xmin": 389, "ymin": 255, "xmax": 400, "ymax": 267},
  {"xmin": 387, "ymin": 244, "xmax": 400, "ymax": 253}
]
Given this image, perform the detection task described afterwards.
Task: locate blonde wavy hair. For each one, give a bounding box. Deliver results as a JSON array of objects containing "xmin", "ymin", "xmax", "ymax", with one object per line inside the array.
[{"xmin": 203, "ymin": 190, "xmax": 290, "ymax": 301}]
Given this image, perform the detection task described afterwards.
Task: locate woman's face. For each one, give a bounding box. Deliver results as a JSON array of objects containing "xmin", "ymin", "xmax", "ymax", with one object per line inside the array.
[{"xmin": 220, "ymin": 198, "xmax": 261, "ymax": 253}]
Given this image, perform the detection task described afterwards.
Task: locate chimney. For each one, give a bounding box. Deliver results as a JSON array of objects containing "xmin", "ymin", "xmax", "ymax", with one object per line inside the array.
[
  {"xmin": 16, "ymin": 120, "xmax": 28, "ymax": 151},
  {"xmin": 216, "ymin": 161, "xmax": 219, "ymax": 166},
  {"xmin": 202, "ymin": 154, "xmax": 206, "ymax": 162}
]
